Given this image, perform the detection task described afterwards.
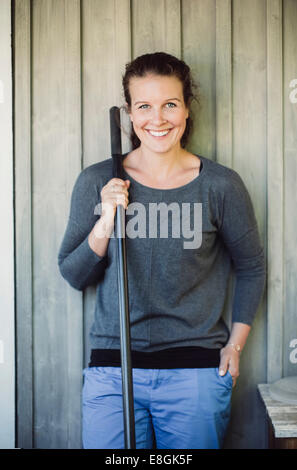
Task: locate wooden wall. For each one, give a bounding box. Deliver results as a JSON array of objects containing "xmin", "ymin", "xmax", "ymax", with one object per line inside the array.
[{"xmin": 13, "ymin": 0, "xmax": 297, "ymax": 449}]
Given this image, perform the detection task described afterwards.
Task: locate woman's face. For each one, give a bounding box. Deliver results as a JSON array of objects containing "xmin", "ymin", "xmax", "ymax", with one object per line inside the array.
[{"xmin": 127, "ymin": 74, "xmax": 189, "ymax": 154}]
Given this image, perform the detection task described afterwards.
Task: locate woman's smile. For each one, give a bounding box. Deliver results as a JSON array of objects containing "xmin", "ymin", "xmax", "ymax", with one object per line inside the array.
[{"xmin": 145, "ymin": 128, "xmax": 173, "ymax": 138}]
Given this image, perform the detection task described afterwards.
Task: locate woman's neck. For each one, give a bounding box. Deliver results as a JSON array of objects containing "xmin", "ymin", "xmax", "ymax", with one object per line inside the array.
[{"xmin": 134, "ymin": 145, "xmax": 188, "ymax": 180}]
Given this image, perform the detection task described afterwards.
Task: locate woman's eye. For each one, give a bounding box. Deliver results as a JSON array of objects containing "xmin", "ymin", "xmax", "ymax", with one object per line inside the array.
[{"xmin": 138, "ymin": 102, "xmax": 176, "ymax": 110}]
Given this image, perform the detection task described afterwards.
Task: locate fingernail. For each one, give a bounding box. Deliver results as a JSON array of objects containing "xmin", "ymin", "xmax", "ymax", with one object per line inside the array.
[{"xmin": 219, "ymin": 369, "xmax": 225, "ymax": 376}]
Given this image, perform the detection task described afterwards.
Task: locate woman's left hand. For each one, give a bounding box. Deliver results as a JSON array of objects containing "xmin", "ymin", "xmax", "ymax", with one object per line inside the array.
[{"xmin": 219, "ymin": 345, "xmax": 240, "ymax": 387}]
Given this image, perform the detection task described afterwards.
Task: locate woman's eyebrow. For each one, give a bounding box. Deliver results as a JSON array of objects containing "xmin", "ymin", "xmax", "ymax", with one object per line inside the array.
[{"xmin": 134, "ymin": 98, "xmax": 182, "ymax": 105}]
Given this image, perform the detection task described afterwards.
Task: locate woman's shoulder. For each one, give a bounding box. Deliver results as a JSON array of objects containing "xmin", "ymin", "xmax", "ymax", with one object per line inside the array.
[
  {"xmin": 200, "ymin": 155, "xmax": 247, "ymax": 193},
  {"xmin": 73, "ymin": 157, "xmax": 113, "ymax": 188},
  {"xmin": 80, "ymin": 157, "xmax": 113, "ymax": 178}
]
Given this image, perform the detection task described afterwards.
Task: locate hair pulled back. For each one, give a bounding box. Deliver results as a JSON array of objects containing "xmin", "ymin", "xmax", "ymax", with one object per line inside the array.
[{"xmin": 122, "ymin": 52, "xmax": 199, "ymax": 149}]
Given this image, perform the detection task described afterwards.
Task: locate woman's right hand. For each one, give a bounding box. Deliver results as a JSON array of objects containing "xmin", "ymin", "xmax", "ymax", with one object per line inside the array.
[
  {"xmin": 89, "ymin": 178, "xmax": 130, "ymax": 249},
  {"xmin": 100, "ymin": 177, "xmax": 130, "ymax": 221}
]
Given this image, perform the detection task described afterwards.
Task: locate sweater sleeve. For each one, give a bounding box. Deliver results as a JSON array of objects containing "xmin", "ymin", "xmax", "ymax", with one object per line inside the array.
[
  {"xmin": 58, "ymin": 167, "xmax": 108, "ymax": 291},
  {"xmin": 217, "ymin": 171, "xmax": 266, "ymax": 325}
]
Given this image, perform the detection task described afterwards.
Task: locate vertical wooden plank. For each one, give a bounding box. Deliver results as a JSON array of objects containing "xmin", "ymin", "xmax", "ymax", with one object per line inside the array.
[
  {"xmin": 130, "ymin": 0, "xmax": 181, "ymax": 162},
  {"xmin": 83, "ymin": 0, "xmax": 131, "ymax": 167},
  {"xmin": 82, "ymin": 0, "xmax": 131, "ymax": 368},
  {"xmin": 266, "ymin": 0, "xmax": 283, "ymax": 383},
  {"xmin": 182, "ymin": 0, "xmax": 216, "ymax": 158},
  {"xmin": 64, "ymin": 0, "xmax": 83, "ymax": 448},
  {"xmin": 215, "ymin": 0, "xmax": 232, "ymax": 168},
  {"xmin": 14, "ymin": 0, "xmax": 33, "ymax": 449},
  {"xmin": 0, "ymin": 0, "xmax": 15, "ymax": 450},
  {"xmin": 231, "ymin": 0, "xmax": 267, "ymax": 449},
  {"xmin": 132, "ymin": 0, "xmax": 181, "ymax": 58},
  {"xmin": 32, "ymin": 0, "xmax": 82, "ymax": 448},
  {"xmin": 215, "ymin": 0, "xmax": 233, "ymax": 383},
  {"xmin": 283, "ymin": 0, "xmax": 297, "ymax": 378},
  {"xmin": 12, "ymin": 0, "xmax": 297, "ymax": 451}
]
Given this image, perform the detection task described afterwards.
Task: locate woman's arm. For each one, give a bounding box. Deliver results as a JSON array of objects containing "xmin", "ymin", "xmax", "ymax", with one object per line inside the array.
[
  {"xmin": 216, "ymin": 170, "xmax": 266, "ymax": 385},
  {"xmin": 58, "ymin": 169, "xmax": 130, "ymax": 290},
  {"xmin": 58, "ymin": 167, "xmax": 109, "ymax": 291},
  {"xmin": 219, "ymin": 322, "xmax": 251, "ymax": 386},
  {"xmin": 58, "ymin": 219, "xmax": 108, "ymax": 291},
  {"xmin": 216, "ymin": 171, "xmax": 266, "ymax": 326}
]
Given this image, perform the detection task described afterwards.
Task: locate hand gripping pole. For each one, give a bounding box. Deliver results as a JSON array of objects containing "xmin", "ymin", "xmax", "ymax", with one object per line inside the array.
[{"xmin": 109, "ymin": 106, "xmax": 136, "ymax": 449}]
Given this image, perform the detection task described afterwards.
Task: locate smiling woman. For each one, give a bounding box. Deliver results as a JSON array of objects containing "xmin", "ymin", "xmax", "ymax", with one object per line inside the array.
[
  {"xmin": 122, "ymin": 52, "xmax": 197, "ymax": 152},
  {"xmin": 119, "ymin": 53, "xmax": 202, "ymax": 190},
  {"xmin": 58, "ymin": 52, "xmax": 266, "ymax": 450},
  {"xmin": 127, "ymin": 74, "xmax": 189, "ymax": 157}
]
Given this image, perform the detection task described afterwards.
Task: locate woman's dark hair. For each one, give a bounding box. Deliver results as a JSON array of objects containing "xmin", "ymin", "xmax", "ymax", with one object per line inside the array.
[{"xmin": 122, "ymin": 52, "xmax": 199, "ymax": 149}]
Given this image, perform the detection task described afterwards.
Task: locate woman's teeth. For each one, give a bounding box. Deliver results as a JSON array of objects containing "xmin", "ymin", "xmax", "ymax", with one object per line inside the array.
[{"xmin": 148, "ymin": 129, "xmax": 171, "ymax": 137}]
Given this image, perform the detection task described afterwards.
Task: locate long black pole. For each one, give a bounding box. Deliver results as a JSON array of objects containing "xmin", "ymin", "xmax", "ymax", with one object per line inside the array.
[{"xmin": 109, "ymin": 106, "xmax": 136, "ymax": 449}]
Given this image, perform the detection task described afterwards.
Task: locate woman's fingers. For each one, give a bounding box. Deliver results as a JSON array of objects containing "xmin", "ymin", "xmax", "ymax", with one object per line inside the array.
[
  {"xmin": 219, "ymin": 350, "xmax": 240, "ymax": 387},
  {"xmin": 100, "ymin": 178, "xmax": 130, "ymax": 211},
  {"xmin": 219, "ymin": 361, "xmax": 229, "ymax": 377}
]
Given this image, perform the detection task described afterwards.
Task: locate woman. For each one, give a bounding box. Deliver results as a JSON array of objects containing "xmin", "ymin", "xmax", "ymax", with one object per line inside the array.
[{"xmin": 58, "ymin": 52, "xmax": 266, "ymax": 449}]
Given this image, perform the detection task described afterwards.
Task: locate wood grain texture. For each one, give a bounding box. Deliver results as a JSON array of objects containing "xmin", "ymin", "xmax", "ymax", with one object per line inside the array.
[
  {"xmin": 215, "ymin": 0, "xmax": 232, "ymax": 168},
  {"xmin": 32, "ymin": 0, "xmax": 82, "ymax": 448},
  {"xmin": 267, "ymin": 0, "xmax": 283, "ymax": 383},
  {"xmin": 258, "ymin": 385, "xmax": 297, "ymax": 438},
  {"xmin": 215, "ymin": 0, "xmax": 233, "ymax": 334},
  {"xmin": 132, "ymin": 0, "xmax": 181, "ymax": 58},
  {"xmin": 14, "ymin": 0, "xmax": 33, "ymax": 449},
  {"xmin": 226, "ymin": 0, "xmax": 268, "ymax": 449},
  {"xmin": 82, "ymin": 0, "xmax": 131, "ymax": 368},
  {"xmin": 283, "ymin": 0, "xmax": 297, "ymax": 378},
  {"xmin": 182, "ymin": 0, "xmax": 216, "ymax": 158},
  {"xmin": 82, "ymin": 0, "xmax": 131, "ymax": 167},
  {"xmin": 13, "ymin": 0, "xmax": 297, "ymax": 449}
]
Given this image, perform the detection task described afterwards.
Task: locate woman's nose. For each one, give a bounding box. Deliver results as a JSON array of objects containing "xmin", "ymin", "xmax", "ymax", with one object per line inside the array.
[{"xmin": 151, "ymin": 108, "xmax": 166, "ymax": 126}]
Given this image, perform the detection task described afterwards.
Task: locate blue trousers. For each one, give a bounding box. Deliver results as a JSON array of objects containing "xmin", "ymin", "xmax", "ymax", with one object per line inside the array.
[{"xmin": 82, "ymin": 366, "xmax": 232, "ymax": 449}]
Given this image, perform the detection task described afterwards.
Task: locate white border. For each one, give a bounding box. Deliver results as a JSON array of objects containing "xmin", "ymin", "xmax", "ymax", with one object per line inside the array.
[{"xmin": 0, "ymin": 0, "xmax": 15, "ymax": 449}]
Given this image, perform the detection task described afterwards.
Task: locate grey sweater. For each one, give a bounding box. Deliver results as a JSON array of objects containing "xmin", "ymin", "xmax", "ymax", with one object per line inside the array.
[{"xmin": 58, "ymin": 154, "xmax": 266, "ymax": 352}]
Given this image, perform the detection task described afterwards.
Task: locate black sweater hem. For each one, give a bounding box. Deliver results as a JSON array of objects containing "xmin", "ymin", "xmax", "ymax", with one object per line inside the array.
[{"xmin": 89, "ymin": 346, "xmax": 221, "ymax": 369}]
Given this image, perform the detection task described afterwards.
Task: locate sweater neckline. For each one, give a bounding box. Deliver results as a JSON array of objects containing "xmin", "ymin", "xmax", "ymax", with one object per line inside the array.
[{"xmin": 122, "ymin": 153, "xmax": 207, "ymax": 193}]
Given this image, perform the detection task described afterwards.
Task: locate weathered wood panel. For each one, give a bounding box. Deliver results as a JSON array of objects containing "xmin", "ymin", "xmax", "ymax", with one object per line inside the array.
[
  {"xmin": 32, "ymin": 0, "xmax": 82, "ymax": 448},
  {"xmin": 13, "ymin": 0, "xmax": 297, "ymax": 449},
  {"xmin": 267, "ymin": 0, "xmax": 284, "ymax": 383},
  {"xmin": 228, "ymin": 0, "xmax": 268, "ymax": 449},
  {"xmin": 14, "ymin": 0, "xmax": 33, "ymax": 449},
  {"xmin": 258, "ymin": 384, "xmax": 297, "ymax": 438},
  {"xmin": 283, "ymin": 0, "xmax": 297, "ymax": 378},
  {"xmin": 182, "ymin": 0, "xmax": 216, "ymax": 158},
  {"xmin": 215, "ymin": 0, "xmax": 234, "ymax": 384},
  {"xmin": 132, "ymin": 0, "xmax": 181, "ymax": 58},
  {"xmin": 82, "ymin": 0, "xmax": 131, "ymax": 368},
  {"xmin": 215, "ymin": 0, "xmax": 232, "ymax": 168}
]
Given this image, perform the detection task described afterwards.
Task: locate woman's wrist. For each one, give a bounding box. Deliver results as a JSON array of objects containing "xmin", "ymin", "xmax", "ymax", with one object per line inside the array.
[
  {"xmin": 224, "ymin": 343, "xmax": 242, "ymax": 354},
  {"xmin": 94, "ymin": 214, "xmax": 115, "ymax": 238},
  {"xmin": 225, "ymin": 322, "xmax": 251, "ymax": 356},
  {"xmin": 88, "ymin": 215, "xmax": 115, "ymax": 257}
]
